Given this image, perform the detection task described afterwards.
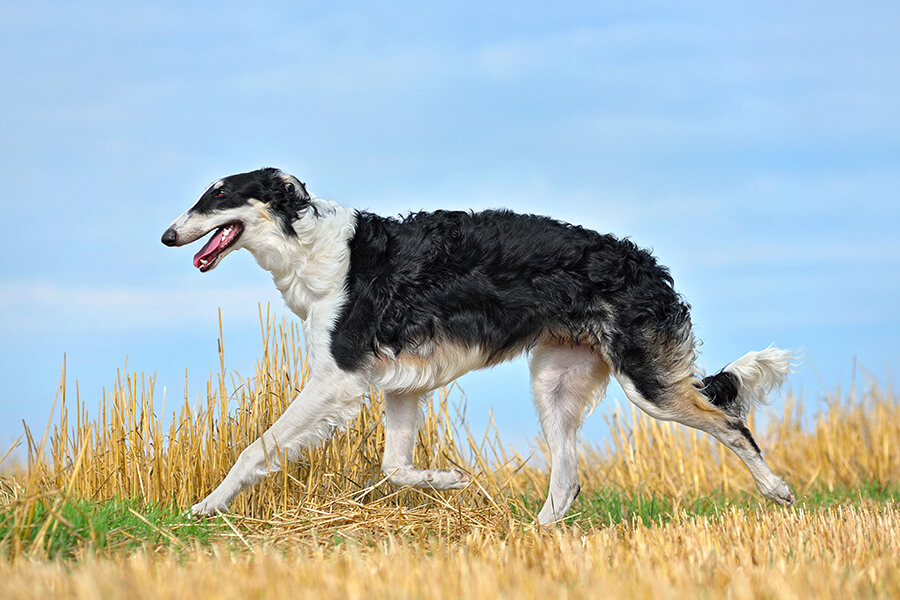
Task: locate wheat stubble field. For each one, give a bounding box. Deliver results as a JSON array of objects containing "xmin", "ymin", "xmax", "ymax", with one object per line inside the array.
[{"xmin": 1, "ymin": 313, "xmax": 898, "ymax": 599}]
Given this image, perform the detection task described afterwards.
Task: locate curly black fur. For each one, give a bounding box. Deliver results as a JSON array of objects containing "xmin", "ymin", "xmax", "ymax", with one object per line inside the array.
[
  {"xmin": 701, "ymin": 371, "xmax": 740, "ymax": 411},
  {"xmin": 330, "ymin": 209, "xmax": 693, "ymax": 403}
]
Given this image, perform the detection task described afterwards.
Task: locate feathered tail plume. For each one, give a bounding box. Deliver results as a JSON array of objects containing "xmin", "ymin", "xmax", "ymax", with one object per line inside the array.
[{"xmin": 701, "ymin": 347, "xmax": 798, "ymax": 420}]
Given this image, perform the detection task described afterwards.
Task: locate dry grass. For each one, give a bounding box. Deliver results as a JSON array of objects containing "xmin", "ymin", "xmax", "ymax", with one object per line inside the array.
[
  {"xmin": 2, "ymin": 502, "xmax": 898, "ymax": 600},
  {"xmin": 1, "ymin": 309, "xmax": 898, "ymax": 598}
]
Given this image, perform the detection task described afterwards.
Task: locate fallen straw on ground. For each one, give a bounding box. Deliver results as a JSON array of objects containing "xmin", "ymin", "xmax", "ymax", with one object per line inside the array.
[{"xmin": 1, "ymin": 311, "xmax": 898, "ymax": 598}]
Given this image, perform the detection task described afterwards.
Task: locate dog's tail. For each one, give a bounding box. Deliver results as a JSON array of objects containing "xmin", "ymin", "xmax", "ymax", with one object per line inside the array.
[{"xmin": 699, "ymin": 348, "xmax": 796, "ymax": 420}]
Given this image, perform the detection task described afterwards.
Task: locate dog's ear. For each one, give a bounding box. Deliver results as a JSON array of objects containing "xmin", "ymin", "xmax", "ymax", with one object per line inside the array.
[
  {"xmin": 278, "ymin": 175, "xmax": 310, "ymax": 202},
  {"xmin": 266, "ymin": 172, "xmax": 318, "ymax": 231},
  {"xmin": 288, "ymin": 180, "xmax": 310, "ymax": 201}
]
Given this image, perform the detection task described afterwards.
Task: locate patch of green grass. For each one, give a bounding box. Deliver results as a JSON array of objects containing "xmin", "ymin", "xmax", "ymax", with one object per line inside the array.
[
  {"xmin": 517, "ymin": 481, "xmax": 900, "ymax": 528},
  {"xmin": 5, "ymin": 483, "xmax": 897, "ymax": 559},
  {"xmin": 799, "ymin": 480, "xmax": 899, "ymax": 505},
  {"xmin": 0, "ymin": 496, "xmax": 224, "ymax": 560}
]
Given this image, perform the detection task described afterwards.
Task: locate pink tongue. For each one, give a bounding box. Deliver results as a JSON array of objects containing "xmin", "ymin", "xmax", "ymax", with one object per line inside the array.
[{"xmin": 193, "ymin": 227, "xmax": 227, "ymax": 268}]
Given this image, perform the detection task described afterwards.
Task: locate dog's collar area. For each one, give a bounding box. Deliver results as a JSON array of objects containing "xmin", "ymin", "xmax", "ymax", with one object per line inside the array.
[{"xmin": 193, "ymin": 222, "xmax": 244, "ymax": 272}]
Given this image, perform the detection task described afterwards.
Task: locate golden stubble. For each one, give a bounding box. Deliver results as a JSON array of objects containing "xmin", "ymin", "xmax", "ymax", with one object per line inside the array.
[{"xmin": 1, "ymin": 307, "xmax": 897, "ymax": 598}]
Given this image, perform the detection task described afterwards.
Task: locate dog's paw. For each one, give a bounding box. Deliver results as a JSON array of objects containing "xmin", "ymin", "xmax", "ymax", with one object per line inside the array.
[
  {"xmin": 190, "ymin": 497, "xmax": 229, "ymax": 518},
  {"xmin": 386, "ymin": 466, "xmax": 472, "ymax": 490},
  {"xmin": 449, "ymin": 468, "xmax": 471, "ymax": 489},
  {"xmin": 426, "ymin": 468, "xmax": 471, "ymax": 490},
  {"xmin": 759, "ymin": 478, "xmax": 796, "ymax": 507}
]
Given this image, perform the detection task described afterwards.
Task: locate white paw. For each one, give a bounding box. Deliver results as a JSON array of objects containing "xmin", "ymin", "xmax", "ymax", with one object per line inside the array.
[
  {"xmin": 447, "ymin": 469, "xmax": 471, "ymax": 489},
  {"xmin": 536, "ymin": 483, "xmax": 581, "ymax": 525},
  {"xmin": 537, "ymin": 501, "xmax": 570, "ymax": 525},
  {"xmin": 425, "ymin": 468, "xmax": 470, "ymax": 490},
  {"xmin": 759, "ymin": 478, "xmax": 795, "ymax": 506},
  {"xmin": 191, "ymin": 496, "xmax": 229, "ymax": 518},
  {"xmin": 386, "ymin": 466, "xmax": 471, "ymax": 490}
]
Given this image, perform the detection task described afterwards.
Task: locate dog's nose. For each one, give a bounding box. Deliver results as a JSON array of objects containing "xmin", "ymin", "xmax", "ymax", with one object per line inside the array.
[{"xmin": 161, "ymin": 228, "xmax": 178, "ymax": 246}]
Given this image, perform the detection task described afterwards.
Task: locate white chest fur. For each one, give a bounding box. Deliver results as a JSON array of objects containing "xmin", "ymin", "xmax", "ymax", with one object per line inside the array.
[{"xmin": 247, "ymin": 200, "xmax": 356, "ymax": 365}]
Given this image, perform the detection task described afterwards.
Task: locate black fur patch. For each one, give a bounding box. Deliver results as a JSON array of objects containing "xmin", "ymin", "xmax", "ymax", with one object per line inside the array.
[
  {"xmin": 733, "ymin": 421, "xmax": 762, "ymax": 454},
  {"xmin": 191, "ymin": 168, "xmax": 311, "ymax": 237},
  {"xmin": 330, "ymin": 209, "xmax": 693, "ymax": 406},
  {"xmin": 700, "ymin": 371, "xmax": 740, "ymax": 411}
]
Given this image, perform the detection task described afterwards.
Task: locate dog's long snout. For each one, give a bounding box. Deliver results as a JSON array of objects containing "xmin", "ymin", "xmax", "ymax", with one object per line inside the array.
[{"xmin": 161, "ymin": 227, "xmax": 178, "ymax": 246}]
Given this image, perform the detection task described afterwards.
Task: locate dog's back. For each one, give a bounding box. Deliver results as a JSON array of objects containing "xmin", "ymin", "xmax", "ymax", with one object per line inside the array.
[{"xmin": 334, "ymin": 208, "xmax": 692, "ymax": 405}]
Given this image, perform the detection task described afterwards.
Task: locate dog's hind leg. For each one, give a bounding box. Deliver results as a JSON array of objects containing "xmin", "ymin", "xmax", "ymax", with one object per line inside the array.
[
  {"xmin": 614, "ymin": 348, "xmax": 795, "ymax": 506},
  {"xmin": 381, "ymin": 392, "xmax": 470, "ymax": 489},
  {"xmin": 531, "ymin": 343, "xmax": 610, "ymax": 525},
  {"xmin": 191, "ymin": 374, "xmax": 366, "ymax": 517}
]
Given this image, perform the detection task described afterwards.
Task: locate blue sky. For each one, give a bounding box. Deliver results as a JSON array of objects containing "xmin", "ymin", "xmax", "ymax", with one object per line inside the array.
[{"xmin": 1, "ymin": 1, "xmax": 898, "ymax": 451}]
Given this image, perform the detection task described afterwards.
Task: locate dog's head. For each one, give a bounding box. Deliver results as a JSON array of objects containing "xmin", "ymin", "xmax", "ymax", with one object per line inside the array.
[{"xmin": 161, "ymin": 168, "xmax": 312, "ymax": 272}]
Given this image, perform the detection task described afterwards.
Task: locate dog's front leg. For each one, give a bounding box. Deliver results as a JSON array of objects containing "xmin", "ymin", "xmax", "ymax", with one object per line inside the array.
[{"xmin": 191, "ymin": 374, "xmax": 365, "ymax": 517}]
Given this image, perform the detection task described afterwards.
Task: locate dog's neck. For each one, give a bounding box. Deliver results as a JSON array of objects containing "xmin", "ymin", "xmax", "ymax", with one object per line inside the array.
[{"xmin": 247, "ymin": 198, "xmax": 356, "ymax": 322}]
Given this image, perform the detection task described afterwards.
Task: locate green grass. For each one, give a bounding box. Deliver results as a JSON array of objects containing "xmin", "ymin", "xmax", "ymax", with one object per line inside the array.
[
  {"xmin": 0, "ymin": 496, "xmax": 224, "ymax": 560},
  {"xmin": 3, "ymin": 483, "xmax": 897, "ymax": 559},
  {"xmin": 521, "ymin": 482, "xmax": 900, "ymax": 529}
]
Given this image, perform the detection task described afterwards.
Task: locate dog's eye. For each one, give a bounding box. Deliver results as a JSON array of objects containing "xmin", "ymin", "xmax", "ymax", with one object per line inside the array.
[{"xmin": 214, "ymin": 189, "xmax": 227, "ymax": 198}]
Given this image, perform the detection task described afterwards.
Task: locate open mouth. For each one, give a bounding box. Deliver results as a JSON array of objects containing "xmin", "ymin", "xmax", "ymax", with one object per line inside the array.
[{"xmin": 192, "ymin": 222, "xmax": 244, "ymax": 272}]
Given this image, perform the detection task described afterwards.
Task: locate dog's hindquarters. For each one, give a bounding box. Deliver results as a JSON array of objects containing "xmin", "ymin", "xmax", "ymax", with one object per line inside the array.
[
  {"xmin": 570, "ymin": 238, "xmax": 798, "ymax": 506},
  {"xmin": 606, "ymin": 313, "xmax": 796, "ymax": 505},
  {"xmin": 526, "ymin": 232, "xmax": 795, "ymax": 522}
]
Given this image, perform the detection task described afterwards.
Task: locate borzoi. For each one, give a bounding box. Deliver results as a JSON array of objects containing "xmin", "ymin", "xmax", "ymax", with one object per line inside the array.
[{"xmin": 162, "ymin": 167, "xmax": 795, "ymax": 524}]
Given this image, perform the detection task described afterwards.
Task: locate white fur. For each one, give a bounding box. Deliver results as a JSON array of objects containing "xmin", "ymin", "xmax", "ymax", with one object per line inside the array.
[
  {"xmin": 373, "ymin": 342, "xmax": 498, "ymax": 395},
  {"xmin": 171, "ymin": 194, "xmax": 362, "ymax": 516},
  {"xmin": 723, "ymin": 347, "xmax": 797, "ymax": 419},
  {"xmin": 380, "ymin": 392, "xmax": 470, "ymax": 489},
  {"xmin": 531, "ymin": 343, "xmax": 610, "ymax": 524},
  {"xmin": 191, "ymin": 369, "xmax": 368, "ymax": 516}
]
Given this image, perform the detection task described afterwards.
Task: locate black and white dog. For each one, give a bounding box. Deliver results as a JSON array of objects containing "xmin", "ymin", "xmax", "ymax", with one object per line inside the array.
[{"xmin": 162, "ymin": 167, "xmax": 795, "ymax": 524}]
